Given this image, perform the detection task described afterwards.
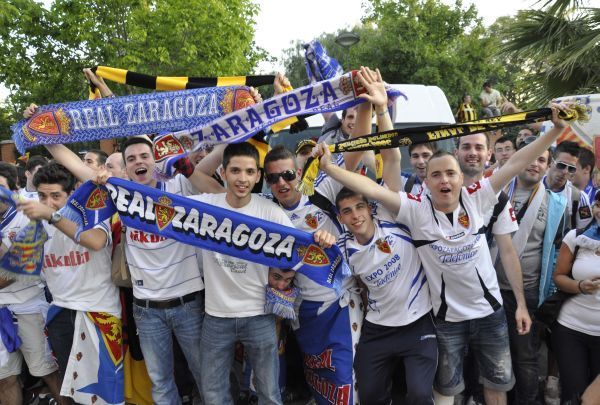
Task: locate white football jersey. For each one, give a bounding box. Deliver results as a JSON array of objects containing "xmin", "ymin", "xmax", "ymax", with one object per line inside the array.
[
  {"xmin": 125, "ymin": 176, "xmax": 204, "ymax": 300},
  {"xmin": 339, "ymin": 207, "xmax": 431, "ymax": 326},
  {"xmin": 43, "ymin": 221, "xmax": 120, "ymax": 316},
  {"xmin": 396, "ymin": 178, "xmax": 503, "ymax": 322}
]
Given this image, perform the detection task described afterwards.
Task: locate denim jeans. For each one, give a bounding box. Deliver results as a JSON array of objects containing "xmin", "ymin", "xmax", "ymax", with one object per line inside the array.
[
  {"xmin": 133, "ymin": 292, "xmax": 204, "ymax": 405},
  {"xmin": 199, "ymin": 314, "xmax": 282, "ymax": 405},
  {"xmin": 501, "ymin": 289, "xmax": 541, "ymax": 404},
  {"xmin": 434, "ymin": 307, "xmax": 515, "ymax": 396}
]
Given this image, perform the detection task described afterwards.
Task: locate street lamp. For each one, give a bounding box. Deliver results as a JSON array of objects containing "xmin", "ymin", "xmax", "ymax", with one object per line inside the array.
[{"xmin": 335, "ymin": 32, "xmax": 360, "ymax": 47}]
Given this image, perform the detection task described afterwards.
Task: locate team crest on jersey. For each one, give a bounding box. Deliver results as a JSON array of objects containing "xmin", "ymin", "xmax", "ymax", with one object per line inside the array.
[
  {"xmin": 466, "ymin": 181, "xmax": 481, "ymax": 194},
  {"xmin": 407, "ymin": 193, "xmax": 421, "ymax": 202},
  {"xmin": 579, "ymin": 205, "xmax": 592, "ymax": 219},
  {"xmin": 85, "ymin": 187, "xmax": 108, "ymax": 210},
  {"xmin": 458, "ymin": 211, "xmax": 469, "ymax": 228},
  {"xmin": 509, "ymin": 207, "xmax": 516, "ymax": 222},
  {"xmin": 297, "ymin": 244, "xmax": 330, "ymax": 266},
  {"xmin": 154, "ymin": 196, "xmax": 175, "ymax": 231},
  {"xmin": 305, "ymin": 213, "xmax": 318, "ymax": 229},
  {"xmin": 375, "ymin": 238, "xmax": 391, "ymax": 254}
]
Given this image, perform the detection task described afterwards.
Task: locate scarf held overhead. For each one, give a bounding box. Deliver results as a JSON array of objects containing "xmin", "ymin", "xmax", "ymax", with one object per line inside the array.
[
  {"xmin": 151, "ymin": 71, "xmax": 403, "ymax": 179},
  {"xmin": 62, "ymin": 179, "xmax": 350, "ymax": 292},
  {"xmin": 91, "ymin": 66, "xmax": 300, "ymax": 133},
  {"xmin": 299, "ymin": 105, "xmax": 589, "ymax": 195},
  {"xmin": 12, "ymin": 85, "xmax": 256, "ymax": 153}
]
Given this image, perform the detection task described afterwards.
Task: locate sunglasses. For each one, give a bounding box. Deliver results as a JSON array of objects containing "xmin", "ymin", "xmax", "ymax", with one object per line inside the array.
[
  {"xmin": 265, "ymin": 169, "xmax": 296, "ymax": 184},
  {"xmin": 555, "ymin": 161, "xmax": 577, "ymax": 174}
]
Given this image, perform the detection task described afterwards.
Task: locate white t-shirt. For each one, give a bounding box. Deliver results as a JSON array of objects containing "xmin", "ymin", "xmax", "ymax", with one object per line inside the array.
[
  {"xmin": 191, "ymin": 193, "xmax": 294, "ymax": 317},
  {"xmin": 125, "ymin": 176, "xmax": 204, "ymax": 300},
  {"xmin": 557, "ymin": 229, "xmax": 600, "ymax": 336},
  {"xmin": 340, "ymin": 207, "xmax": 431, "ymax": 326},
  {"xmin": 0, "ymin": 209, "xmax": 47, "ymax": 314},
  {"xmin": 480, "ymin": 89, "xmax": 502, "ymax": 108},
  {"xmin": 396, "ymin": 178, "xmax": 503, "ymax": 322},
  {"xmin": 43, "ymin": 222, "xmax": 120, "ymax": 316}
]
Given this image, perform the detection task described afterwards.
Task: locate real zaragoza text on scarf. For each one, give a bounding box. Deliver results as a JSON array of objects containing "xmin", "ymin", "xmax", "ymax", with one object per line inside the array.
[{"xmin": 64, "ymin": 178, "xmax": 350, "ymax": 292}]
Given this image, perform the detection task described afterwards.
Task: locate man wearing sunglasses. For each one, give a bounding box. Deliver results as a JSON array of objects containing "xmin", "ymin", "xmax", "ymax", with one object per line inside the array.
[
  {"xmin": 262, "ymin": 67, "xmax": 392, "ymax": 404},
  {"xmin": 544, "ymin": 141, "xmax": 593, "ymax": 231}
]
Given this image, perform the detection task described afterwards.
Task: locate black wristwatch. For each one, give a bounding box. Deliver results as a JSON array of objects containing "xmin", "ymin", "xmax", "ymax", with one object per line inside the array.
[{"xmin": 48, "ymin": 211, "xmax": 62, "ymax": 225}]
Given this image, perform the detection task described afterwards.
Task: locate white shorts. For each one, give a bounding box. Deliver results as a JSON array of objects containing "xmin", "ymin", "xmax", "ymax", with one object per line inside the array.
[{"xmin": 0, "ymin": 312, "xmax": 57, "ymax": 379}]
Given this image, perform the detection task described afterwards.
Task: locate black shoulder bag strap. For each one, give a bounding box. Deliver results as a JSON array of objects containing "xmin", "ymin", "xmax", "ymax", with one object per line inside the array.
[{"xmin": 485, "ymin": 191, "xmax": 509, "ymax": 245}]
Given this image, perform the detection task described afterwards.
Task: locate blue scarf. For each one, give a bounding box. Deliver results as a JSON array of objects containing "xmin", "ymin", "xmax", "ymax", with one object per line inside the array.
[
  {"xmin": 0, "ymin": 307, "xmax": 21, "ymax": 353},
  {"xmin": 12, "ymin": 86, "xmax": 245, "ymax": 153},
  {"xmin": 0, "ymin": 187, "xmax": 47, "ymax": 280},
  {"xmin": 61, "ymin": 179, "xmax": 350, "ymax": 292},
  {"xmin": 304, "ymin": 40, "xmax": 344, "ymax": 82},
  {"xmin": 152, "ymin": 72, "xmax": 403, "ymax": 179}
]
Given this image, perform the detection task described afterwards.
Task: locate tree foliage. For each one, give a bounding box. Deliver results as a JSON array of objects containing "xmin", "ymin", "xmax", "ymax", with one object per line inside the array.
[
  {"xmin": 283, "ymin": 0, "xmax": 504, "ymax": 110},
  {"xmin": 499, "ymin": 0, "xmax": 600, "ymax": 104},
  {"xmin": 0, "ymin": 0, "xmax": 264, "ymax": 140}
]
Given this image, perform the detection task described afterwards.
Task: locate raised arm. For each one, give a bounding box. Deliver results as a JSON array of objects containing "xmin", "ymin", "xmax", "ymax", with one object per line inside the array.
[
  {"xmin": 23, "ymin": 104, "xmax": 96, "ymax": 183},
  {"xmin": 18, "ymin": 199, "xmax": 107, "ymax": 251},
  {"xmin": 316, "ymin": 142, "xmax": 401, "ymax": 216},
  {"xmin": 489, "ymin": 103, "xmax": 567, "ymax": 194}
]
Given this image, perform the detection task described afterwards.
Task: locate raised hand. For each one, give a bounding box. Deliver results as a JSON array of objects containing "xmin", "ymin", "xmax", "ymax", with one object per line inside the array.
[{"xmin": 356, "ymin": 66, "xmax": 387, "ymax": 109}]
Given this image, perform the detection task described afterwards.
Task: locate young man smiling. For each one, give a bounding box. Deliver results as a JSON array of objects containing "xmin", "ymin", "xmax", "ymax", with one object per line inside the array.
[
  {"xmin": 315, "ymin": 103, "xmax": 570, "ymax": 405},
  {"xmin": 261, "ymin": 66, "xmax": 388, "ymax": 405}
]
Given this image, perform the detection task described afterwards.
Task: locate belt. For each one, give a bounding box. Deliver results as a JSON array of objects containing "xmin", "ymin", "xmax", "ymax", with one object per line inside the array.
[{"xmin": 133, "ymin": 292, "xmax": 198, "ymax": 309}]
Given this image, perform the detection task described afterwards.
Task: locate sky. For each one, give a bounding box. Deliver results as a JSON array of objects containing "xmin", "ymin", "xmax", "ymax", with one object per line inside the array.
[
  {"xmin": 0, "ymin": 0, "xmax": 534, "ymax": 101},
  {"xmin": 253, "ymin": 0, "xmax": 536, "ymax": 72}
]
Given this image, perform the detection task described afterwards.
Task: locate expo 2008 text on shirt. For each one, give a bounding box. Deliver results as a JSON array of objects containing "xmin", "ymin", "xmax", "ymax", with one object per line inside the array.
[
  {"xmin": 339, "ymin": 206, "xmax": 431, "ymax": 327},
  {"xmin": 396, "ymin": 178, "xmax": 503, "ymax": 322}
]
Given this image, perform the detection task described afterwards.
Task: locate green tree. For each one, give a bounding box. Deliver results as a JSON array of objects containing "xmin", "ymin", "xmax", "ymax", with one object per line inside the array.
[
  {"xmin": 499, "ymin": 0, "xmax": 600, "ymax": 104},
  {"xmin": 0, "ymin": 0, "xmax": 264, "ymax": 141},
  {"xmin": 283, "ymin": 0, "xmax": 502, "ymax": 110}
]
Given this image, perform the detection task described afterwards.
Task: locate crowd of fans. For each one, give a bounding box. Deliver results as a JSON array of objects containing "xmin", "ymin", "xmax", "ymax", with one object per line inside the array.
[{"xmin": 0, "ymin": 67, "xmax": 599, "ymax": 405}]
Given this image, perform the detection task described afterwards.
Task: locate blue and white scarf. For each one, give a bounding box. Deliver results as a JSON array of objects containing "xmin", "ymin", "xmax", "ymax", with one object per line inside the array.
[
  {"xmin": 12, "ymin": 86, "xmax": 246, "ymax": 153},
  {"xmin": 61, "ymin": 179, "xmax": 350, "ymax": 292},
  {"xmin": 0, "ymin": 187, "xmax": 47, "ymax": 280},
  {"xmin": 304, "ymin": 40, "xmax": 344, "ymax": 83},
  {"xmin": 152, "ymin": 71, "xmax": 402, "ymax": 179}
]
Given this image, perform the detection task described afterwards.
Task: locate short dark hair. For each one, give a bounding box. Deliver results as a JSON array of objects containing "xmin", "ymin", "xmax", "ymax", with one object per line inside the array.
[
  {"xmin": 335, "ymin": 187, "xmax": 368, "ymax": 210},
  {"xmin": 554, "ymin": 140, "xmax": 580, "ymax": 159},
  {"xmin": 85, "ymin": 149, "xmax": 108, "ymax": 165},
  {"xmin": 577, "ymin": 147, "xmax": 595, "ymax": 171},
  {"xmin": 483, "ymin": 81, "xmax": 492, "ymax": 88},
  {"xmin": 456, "ymin": 132, "xmax": 490, "ymax": 149},
  {"xmin": 426, "ymin": 150, "xmax": 460, "ymax": 176},
  {"xmin": 25, "ymin": 155, "xmax": 47, "ymax": 172},
  {"xmin": 33, "ymin": 162, "xmax": 76, "ymax": 193},
  {"xmin": 494, "ymin": 136, "xmax": 516, "ymax": 150},
  {"xmin": 264, "ymin": 145, "xmax": 296, "ymax": 171},
  {"xmin": 342, "ymin": 107, "xmax": 357, "ymax": 120},
  {"xmin": 408, "ymin": 142, "xmax": 437, "ymax": 155},
  {"xmin": 121, "ymin": 136, "xmax": 153, "ymax": 161},
  {"xmin": 0, "ymin": 163, "xmax": 18, "ymax": 191},
  {"xmin": 222, "ymin": 142, "xmax": 259, "ymax": 169}
]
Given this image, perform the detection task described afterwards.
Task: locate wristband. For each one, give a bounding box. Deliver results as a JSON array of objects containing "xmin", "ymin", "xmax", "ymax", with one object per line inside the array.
[{"xmin": 376, "ymin": 109, "xmax": 388, "ymax": 117}]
